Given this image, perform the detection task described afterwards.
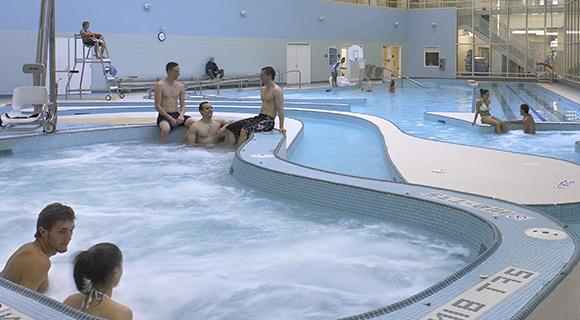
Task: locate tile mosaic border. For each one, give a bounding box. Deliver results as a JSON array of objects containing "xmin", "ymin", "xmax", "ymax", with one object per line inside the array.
[{"xmin": 231, "ymin": 111, "xmax": 579, "ymax": 319}]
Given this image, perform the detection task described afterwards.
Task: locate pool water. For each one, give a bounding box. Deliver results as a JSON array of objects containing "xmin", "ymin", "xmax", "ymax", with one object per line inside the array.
[
  {"xmin": 289, "ymin": 116, "xmax": 391, "ymax": 180},
  {"xmin": 235, "ymin": 82, "xmax": 580, "ymax": 165},
  {"xmin": 0, "ymin": 143, "xmax": 471, "ymax": 320}
]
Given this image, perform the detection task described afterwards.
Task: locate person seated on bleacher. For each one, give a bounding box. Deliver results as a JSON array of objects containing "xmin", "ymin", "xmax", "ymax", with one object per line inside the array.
[
  {"xmin": 80, "ymin": 21, "xmax": 107, "ymax": 59},
  {"xmin": 205, "ymin": 57, "xmax": 224, "ymax": 79}
]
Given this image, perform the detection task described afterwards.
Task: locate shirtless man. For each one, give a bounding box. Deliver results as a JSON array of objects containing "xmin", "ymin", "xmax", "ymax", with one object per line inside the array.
[
  {"xmin": 225, "ymin": 66, "xmax": 285, "ymax": 147},
  {"xmin": 1, "ymin": 203, "xmax": 75, "ymax": 293},
  {"xmin": 185, "ymin": 102, "xmax": 231, "ymax": 146},
  {"xmin": 508, "ymin": 104, "xmax": 536, "ymax": 134},
  {"xmin": 154, "ymin": 62, "xmax": 195, "ymax": 143}
]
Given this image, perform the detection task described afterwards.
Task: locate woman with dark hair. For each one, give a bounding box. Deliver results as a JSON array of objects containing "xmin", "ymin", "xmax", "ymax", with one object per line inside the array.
[
  {"xmin": 388, "ymin": 79, "xmax": 396, "ymax": 93},
  {"xmin": 64, "ymin": 243, "xmax": 132, "ymax": 320},
  {"xmin": 472, "ymin": 88, "xmax": 507, "ymax": 133}
]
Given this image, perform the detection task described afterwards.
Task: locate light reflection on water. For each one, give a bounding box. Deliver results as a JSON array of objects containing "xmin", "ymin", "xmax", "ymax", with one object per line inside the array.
[{"xmin": 0, "ymin": 143, "xmax": 471, "ymax": 320}]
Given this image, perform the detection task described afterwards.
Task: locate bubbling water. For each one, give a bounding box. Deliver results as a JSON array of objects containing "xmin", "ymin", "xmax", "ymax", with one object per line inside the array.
[{"xmin": 0, "ymin": 143, "xmax": 471, "ymax": 319}]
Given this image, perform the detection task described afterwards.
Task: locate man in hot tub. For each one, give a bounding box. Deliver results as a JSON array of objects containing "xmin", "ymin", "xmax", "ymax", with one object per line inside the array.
[
  {"xmin": 1, "ymin": 203, "xmax": 76, "ymax": 293},
  {"xmin": 185, "ymin": 101, "xmax": 231, "ymax": 146}
]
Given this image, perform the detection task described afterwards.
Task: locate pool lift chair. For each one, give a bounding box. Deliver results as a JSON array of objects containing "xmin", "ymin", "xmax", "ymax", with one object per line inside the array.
[{"xmin": 0, "ymin": 84, "xmax": 57, "ymax": 133}]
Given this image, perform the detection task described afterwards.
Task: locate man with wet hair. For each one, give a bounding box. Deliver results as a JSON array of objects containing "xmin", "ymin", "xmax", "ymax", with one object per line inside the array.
[
  {"xmin": 154, "ymin": 62, "xmax": 196, "ymax": 143},
  {"xmin": 508, "ymin": 104, "xmax": 536, "ymax": 134},
  {"xmin": 185, "ymin": 101, "xmax": 231, "ymax": 146},
  {"xmin": 225, "ymin": 66, "xmax": 285, "ymax": 147},
  {"xmin": 1, "ymin": 203, "xmax": 75, "ymax": 292}
]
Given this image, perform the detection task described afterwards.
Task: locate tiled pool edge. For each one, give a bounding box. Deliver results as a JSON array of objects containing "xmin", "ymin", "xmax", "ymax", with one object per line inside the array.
[
  {"xmin": 0, "ymin": 278, "xmax": 102, "ymax": 320},
  {"xmin": 231, "ymin": 128, "xmax": 579, "ymax": 319}
]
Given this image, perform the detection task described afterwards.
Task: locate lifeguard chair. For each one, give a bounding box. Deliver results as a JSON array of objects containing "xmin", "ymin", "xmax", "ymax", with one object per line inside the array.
[
  {"xmin": 65, "ymin": 34, "xmax": 124, "ymax": 101},
  {"xmin": 0, "ymin": 86, "xmax": 57, "ymax": 133}
]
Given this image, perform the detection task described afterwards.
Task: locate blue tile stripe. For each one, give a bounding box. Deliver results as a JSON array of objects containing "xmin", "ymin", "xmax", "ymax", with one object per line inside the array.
[{"xmin": 231, "ymin": 110, "xmax": 579, "ymax": 320}]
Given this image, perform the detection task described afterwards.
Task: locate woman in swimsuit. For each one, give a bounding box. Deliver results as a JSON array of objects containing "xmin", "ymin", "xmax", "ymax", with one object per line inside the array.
[
  {"xmin": 472, "ymin": 88, "xmax": 508, "ymax": 133},
  {"xmin": 64, "ymin": 243, "xmax": 132, "ymax": 320}
]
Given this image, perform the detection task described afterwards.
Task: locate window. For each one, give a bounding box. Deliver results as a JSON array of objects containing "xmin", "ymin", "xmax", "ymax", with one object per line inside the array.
[
  {"xmin": 328, "ymin": 47, "xmax": 338, "ymax": 66},
  {"xmin": 425, "ymin": 46, "xmax": 440, "ymax": 67}
]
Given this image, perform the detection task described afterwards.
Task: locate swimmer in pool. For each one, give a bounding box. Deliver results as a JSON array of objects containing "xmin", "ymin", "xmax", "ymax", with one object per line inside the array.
[
  {"xmin": 388, "ymin": 80, "xmax": 396, "ymax": 93},
  {"xmin": 507, "ymin": 104, "xmax": 536, "ymax": 134}
]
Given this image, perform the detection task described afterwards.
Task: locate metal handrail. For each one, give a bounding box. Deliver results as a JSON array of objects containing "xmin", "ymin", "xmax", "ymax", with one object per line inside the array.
[
  {"xmin": 358, "ymin": 68, "xmax": 368, "ymax": 88},
  {"xmin": 278, "ymin": 70, "xmax": 302, "ymax": 89},
  {"xmin": 382, "ymin": 66, "xmax": 426, "ymax": 88},
  {"xmin": 467, "ymin": 80, "xmax": 479, "ymax": 112},
  {"xmin": 183, "ymin": 74, "xmax": 261, "ymax": 96}
]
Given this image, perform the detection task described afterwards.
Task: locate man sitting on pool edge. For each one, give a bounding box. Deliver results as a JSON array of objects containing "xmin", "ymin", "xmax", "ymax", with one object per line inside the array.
[
  {"xmin": 224, "ymin": 66, "xmax": 285, "ymax": 147},
  {"xmin": 154, "ymin": 61, "xmax": 196, "ymax": 143},
  {"xmin": 1, "ymin": 203, "xmax": 75, "ymax": 293},
  {"xmin": 185, "ymin": 102, "xmax": 231, "ymax": 146}
]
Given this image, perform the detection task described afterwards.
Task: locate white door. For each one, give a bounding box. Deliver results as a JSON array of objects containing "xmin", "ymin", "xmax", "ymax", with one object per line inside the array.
[
  {"xmin": 286, "ymin": 44, "xmax": 311, "ymax": 84},
  {"xmin": 383, "ymin": 45, "xmax": 401, "ymax": 79}
]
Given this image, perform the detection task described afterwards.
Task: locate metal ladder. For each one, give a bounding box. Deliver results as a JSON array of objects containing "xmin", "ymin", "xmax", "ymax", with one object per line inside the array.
[{"xmin": 65, "ymin": 34, "xmax": 125, "ymax": 101}]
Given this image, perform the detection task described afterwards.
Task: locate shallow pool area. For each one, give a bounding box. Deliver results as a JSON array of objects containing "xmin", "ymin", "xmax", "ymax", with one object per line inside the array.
[
  {"xmin": 0, "ymin": 142, "xmax": 472, "ymax": 320},
  {"xmin": 289, "ymin": 115, "xmax": 391, "ymax": 180},
  {"xmin": 232, "ymin": 82, "xmax": 580, "ymax": 164}
]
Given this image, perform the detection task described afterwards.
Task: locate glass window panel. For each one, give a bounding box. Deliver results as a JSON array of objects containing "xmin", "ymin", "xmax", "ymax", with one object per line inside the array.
[{"xmin": 458, "ymin": 44, "xmax": 474, "ymax": 74}]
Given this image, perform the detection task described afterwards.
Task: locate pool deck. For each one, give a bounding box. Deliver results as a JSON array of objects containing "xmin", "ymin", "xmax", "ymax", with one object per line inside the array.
[
  {"xmin": 538, "ymin": 82, "xmax": 580, "ymax": 104},
  {"xmin": 295, "ymin": 108, "xmax": 580, "ymax": 207}
]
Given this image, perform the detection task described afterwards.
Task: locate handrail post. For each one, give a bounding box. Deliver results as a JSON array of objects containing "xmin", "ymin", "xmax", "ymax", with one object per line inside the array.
[
  {"xmin": 34, "ymin": 0, "xmax": 47, "ymax": 86},
  {"xmin": 467, "ymin": 80, "xmax": 479, "ymax": 113}
]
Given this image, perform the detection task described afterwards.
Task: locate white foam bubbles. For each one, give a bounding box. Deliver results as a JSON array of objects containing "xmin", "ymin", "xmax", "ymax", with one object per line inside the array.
[{"xmin": 0, "ymin": 143, "xmax": 472, "ymax": 319}]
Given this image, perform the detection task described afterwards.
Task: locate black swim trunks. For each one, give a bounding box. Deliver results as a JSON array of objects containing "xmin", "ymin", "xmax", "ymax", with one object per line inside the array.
[
  {"xmin": 226, "ymin": 113, "xmax": 275, "ymax": 137},
  {"xmin": 156, "ymin": 112, "xmax": 191, "ymax": 127},
  {"xmin": 83, "ymin": 39, "xmax": 97, "ymax": 46}
]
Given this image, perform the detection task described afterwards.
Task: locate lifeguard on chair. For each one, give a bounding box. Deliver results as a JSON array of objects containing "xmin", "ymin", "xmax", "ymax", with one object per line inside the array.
[{"xmin": 0, "ymin": 86, "xmax": 56, "ymax": 133}]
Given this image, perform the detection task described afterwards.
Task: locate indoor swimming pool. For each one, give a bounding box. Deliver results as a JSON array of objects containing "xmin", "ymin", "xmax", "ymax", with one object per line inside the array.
[
  {"xmin": 0, "ymin": 143, "xmax": 472, "ymax": 320},
  {"xmin": 232, "ymin": 81, "xmax": 580, "ymax": 164}
]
